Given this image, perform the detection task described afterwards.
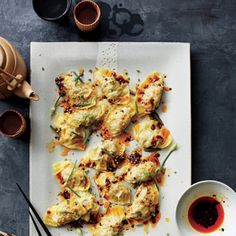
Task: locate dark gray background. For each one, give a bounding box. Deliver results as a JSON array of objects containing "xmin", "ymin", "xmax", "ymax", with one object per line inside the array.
[{"xmin": 0, "ymin": 0, "xmax": 236, "ymax": 235}]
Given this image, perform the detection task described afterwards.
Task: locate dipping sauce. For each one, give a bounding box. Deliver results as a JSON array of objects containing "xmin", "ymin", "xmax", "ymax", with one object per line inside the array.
[
  {"xmin": 0, "ymin": 110, "xmax": 26, "ymax": 137},
  {"xmin": 76, "ymin": 7, "xmax": 98, "ymax": 25},
  {"xmin": 188, "ymin": 196, "xmax": 224, "ymax": 233}
]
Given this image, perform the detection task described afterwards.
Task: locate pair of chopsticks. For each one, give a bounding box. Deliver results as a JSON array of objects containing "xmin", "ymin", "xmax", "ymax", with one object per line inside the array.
[{"xmin": 16, "ymin": 183, "xmax": 52, "ymax": 236}]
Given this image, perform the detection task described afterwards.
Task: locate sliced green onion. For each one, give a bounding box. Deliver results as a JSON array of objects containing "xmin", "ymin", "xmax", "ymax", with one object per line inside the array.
[
  {"xmin": 60, "ymin": 211, "xmax": 80, "ymax": 218},
  {"xmin": 67, "ymin": 185, "xmax": 81, "ymax": 198},
  {"xmin": 152, "ymin": 111, "xmax": 163, "ymax": 125},
  {"xmin": 71, "ymin": 131, "xmax": 83, "ymax": 138},
  {"xmin": 144, "ymin": 147, "xmax": 161, "ymax": 152},
  {"xmin": 83, "ymin": 129, "xmax": 91, "ymax": 144},
  {"xmin": 160, "ymin": 143, "xmax": 178, "ymax": 171},
  {"xmin": 73, "ymin": 71, "xmax": 84, "ymax": 84},
  {"xmin": 50, "ymin": 96, "xmax": 62, "ymax": 116},
  {"xmin": 135, "ymin": 101, "xmax": 139, "ymax": 114},
  {"xmin": 102, "ymin": 148, "xmax": 115, "ymax": 158},
  {"xmin": 65, "ymin": 160, "xmax": 77, "ymax": 186},
  {"xmin": 50, "ymin": 125, "xmax": 56, "ymax": 132},
  {"xmin": 74, "ymin": 103, "xmax": 91, "ymax": 107}
]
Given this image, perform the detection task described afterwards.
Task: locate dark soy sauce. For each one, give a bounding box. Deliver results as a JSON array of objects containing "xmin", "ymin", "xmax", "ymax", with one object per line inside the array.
[
  {"xmin": 76, "ymin": 7, "xmax": 97, "ymax": 25},
  {"xmin": 188, "ymin": 196, "xmax": 224, "ymax": 233},
  {"xmin": 0, "ymin": 111, "xmax": 22, "ymax": 135}
]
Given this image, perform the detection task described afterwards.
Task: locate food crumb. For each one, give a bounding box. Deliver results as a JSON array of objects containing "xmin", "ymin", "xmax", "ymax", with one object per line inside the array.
[
  {"xmin": 165, "ymin": 217, "xmax": 170, "ymax": 223},
  {"xmin": 42, "ymin": 67, "xmax": 45, "ymax": 71},
  {"xmin": 162, "ymin": 103, "xmax": 167, "ymax": 113}
]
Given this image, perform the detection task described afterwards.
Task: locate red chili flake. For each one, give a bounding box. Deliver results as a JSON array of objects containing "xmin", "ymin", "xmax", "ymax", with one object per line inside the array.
[
  {"xmin": 150, "ymin": 98, "xmax": 155, "ymax": 106},
  {"xmin": 129, "ymin": 152, "xmax": 142, "ymax": 164},
  {"xmin": 151, "ymin": 124, "xmax": 156, "ymax": 130},
  {"xmin": 137, "ymin": 97, "xmax": 142, "ymax": 102},
  {"xmin": 115, "ymin": 75, "xmax": 128, "ymax": 84},
  {"xmin": 56, "ymin": 173, "xmax": 65, "ymax": 185},
  {"xmin": 62, "ymin": 190, "xmax": 71, "ymax": 199},
  {"xmin": 153, "ymin": 74, "xmax": 159, "ymax": 82},
  {"xmin": 105, "ymin": 178, "xmax": 111, "ymax": 188},
  {"xmin": 149, "ymin": 153, "xmax": 160, "ymax": 164},
  {"xmin": 47, "ymin": 210, "xmax": 51, "ymax": 214}
]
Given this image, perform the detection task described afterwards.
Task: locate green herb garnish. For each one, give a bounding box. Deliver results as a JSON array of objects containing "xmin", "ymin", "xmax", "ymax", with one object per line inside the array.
[
  {"xmin": 136, "ymin": 69, "xmax": 141, "ymax": 73},
  {"xmin": 83, "ymin": 129, "xmax": 91, "ymax": 144},
  {"xmin": 71, "ymin": 131, "xmax": 83, "ymax": 138},
  {"xmin": 50, "ymin": 96, "xmax": 62, "ymax": 116},
  {"xmin": 50, "ymin": 125, "xmax": 57, "ymax": 132},
  {"xmin": 102, "ymin": 148, "xmax": 115, "ymax": 157},
  {"xmin": 65, "ymin": 160, "xmax": 77, "ymax": 186},
  {"xmin": 74, "ymin": 103, "xmax": 91, "ymax": 107},
  {"xmin": 135, "ymin": 101, "xmax": 139, "ymax": 114},
  {"xmin": 60, "ymin": 211, "xmax": 80, "ymax": 218},
  {"xmin": 88, "ymin": 69, "xmax": 93, "ymax": 74},
  {"xmin": 67, "ymin": 185, "xmax": 81, "ymax": 198},
  {"xmin": 144, "ymin": 147, "xmax": 161, "ymax": 152},
  {"xmin": 159, "ymin": 143, "xmax": 178, "ymax": 171},
  {"xmin": 151, "ymin": 111, "xmax": 163, "ymax": 125},
  {"xmin": 73, "ymin": 71, "xmax": 84, "ymax": 84}
]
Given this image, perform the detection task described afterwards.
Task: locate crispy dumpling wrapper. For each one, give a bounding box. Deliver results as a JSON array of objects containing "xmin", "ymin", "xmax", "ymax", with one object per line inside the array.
[
  {"xmin": 53, "ymin": 161, "xmax": 90, "ymax": 191},
  {"xmin": 44, "ymin": 191, "xmax": 99, "ymax": 227},
  {"xmin": 93, "ymin": 206, "xmax": 125, "ymax": 236},
  {"xmin": 79, "ymin": 139, "xmax": 126, "ymax": 171},
  {"xmin": 123, "ymin": 152, "xmax": 160, "ymax": 184},
  {"xmin": 94, "ymin": 68, "xmax": 130, "ymax": 104},
  {"xmin": 94, "ymin": 172, "xmax": 131, "ymax": 205},
  {"xmin": 101, "ymin": 98, "xmax": 136, "ymax": 139},
  {"xmin": 127, "ymin": 182, "xmax": 159, "ymax": 222},
  {"xmin": 133, "ymin": 115, "xmax": 172, "ymax": 149},
  {"xmin": 136, "ymin": 71, "xmax": 164, "ymax": 116}
]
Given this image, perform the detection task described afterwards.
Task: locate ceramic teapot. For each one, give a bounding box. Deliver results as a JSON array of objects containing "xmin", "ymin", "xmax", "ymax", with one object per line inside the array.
[{"xmin": 0, "ymin": 37, "xmax": 39, "ymax": 101}]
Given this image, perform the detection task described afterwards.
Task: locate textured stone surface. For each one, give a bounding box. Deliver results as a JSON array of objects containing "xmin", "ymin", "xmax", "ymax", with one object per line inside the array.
[{"xmin": 0, "ymin": 0, "xmax": 236, "ymax": 235}]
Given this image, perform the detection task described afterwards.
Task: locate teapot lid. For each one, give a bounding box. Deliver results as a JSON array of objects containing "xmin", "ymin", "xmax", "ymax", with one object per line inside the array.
[
  {"xmin": 0, "ymin": 37, "xmax": 16, "ymax": 74},
  {"xmin": 0, "ymin": 45, "xmax": 6, "ymax": 68}
]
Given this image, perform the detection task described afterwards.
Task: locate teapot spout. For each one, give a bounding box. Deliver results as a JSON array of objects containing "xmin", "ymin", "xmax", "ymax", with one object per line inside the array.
[{"xmin": 14, "ymin": 80, "xmax": 39, "ymax": 101}]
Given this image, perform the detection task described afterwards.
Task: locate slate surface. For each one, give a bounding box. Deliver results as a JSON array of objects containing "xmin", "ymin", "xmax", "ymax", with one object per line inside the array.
[{"xmin": 0, "ymin": 0, "xmax": 236, "ymax": 235}]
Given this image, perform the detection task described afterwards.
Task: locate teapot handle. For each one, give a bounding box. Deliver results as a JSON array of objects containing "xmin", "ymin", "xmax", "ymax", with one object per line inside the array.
[{"xmin": 0, "ymin": 67, "xmax": 23, "ymax": 90}]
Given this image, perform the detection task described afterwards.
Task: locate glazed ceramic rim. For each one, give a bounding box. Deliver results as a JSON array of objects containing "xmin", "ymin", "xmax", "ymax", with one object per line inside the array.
[
  {"xmin": 32, "ymin": 0, "xmax": 72, "ymax": 21},
  {"xmin": 175, "ymin": 180, "xmax": 236, "ymax": 235},
  {"xmin": 73, "ymin": 0, "xmax": 101, "ymax": 27},
  {"xmin": 0, "ymin": 109, "xmax": 26, "ymax": 138}
]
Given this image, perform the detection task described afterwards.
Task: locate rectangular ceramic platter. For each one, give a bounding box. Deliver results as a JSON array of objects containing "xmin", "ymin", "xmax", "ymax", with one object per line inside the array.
[{"xmin": 30, "ymin": 42, "xmax": 191, "ymax": 236}]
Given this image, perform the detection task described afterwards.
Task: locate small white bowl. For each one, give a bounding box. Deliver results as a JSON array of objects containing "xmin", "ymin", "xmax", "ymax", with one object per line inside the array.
[{"xmin": 176, "ymin": 180, "xmax": 236, "ymax": 236}]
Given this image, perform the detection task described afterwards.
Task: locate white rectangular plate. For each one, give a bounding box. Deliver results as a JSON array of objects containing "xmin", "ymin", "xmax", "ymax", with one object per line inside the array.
[{"xmin": 30, "ymin": 42, "xmax": 191, "ymax": 236}]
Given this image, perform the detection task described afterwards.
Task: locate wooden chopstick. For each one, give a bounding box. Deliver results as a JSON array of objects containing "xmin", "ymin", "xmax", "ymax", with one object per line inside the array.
[
  {"xmin": 29, "ymin": 210, "xmax": 42, "ymax": 236},
  {"xmin": 16, "ymin": 183, "xmax": 52, "ymax": 236}
]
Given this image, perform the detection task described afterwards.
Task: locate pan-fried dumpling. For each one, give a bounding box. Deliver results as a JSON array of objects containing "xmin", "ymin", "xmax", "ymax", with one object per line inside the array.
[
  {"xmin": 101, "ymin": 99, "xmax": 136, "ymax": 139},
  {"xmin": 124, "ymin": 151, "xmax": 160, "ymax": 184},
  {"xmin": 136, "ymin": 71, "xmax": 164, "ymax": 116},
  {"xmin": 94, "ymin": 68, "xmax": 130, "ymax": 104},
  {"xmin": 44, "ymin": 190, "xmax": 99, "ymax": 227},
  {"xmin": 93, "ymin": 206, "xmax": 125, "ymax": 236},
  {"xmin": 126, "ymin": 182, "xmax": 159, "ymax": 223},
  {"xmin": 53, "ymin": 161, "xmax": 90, "ymax": 191},
  {"xmin": 94, "ymin": 172, "xmax": 131, "ymax": 205},
  {"xmin": 55, "ymin": 72, "xmax": 97, "ymax": 110},
  {"xmin": 79, "ymin": 139, "xmax": 126, "ymax": 171},
  {"xmin": 133, "ymin": 115, "xmax": 172, "ymax": 149}
]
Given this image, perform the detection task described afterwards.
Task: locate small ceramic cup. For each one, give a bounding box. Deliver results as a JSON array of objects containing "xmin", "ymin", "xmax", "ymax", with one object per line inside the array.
[
  {"xmin": 0, "ymin": 109, "xmax": 26, "ymax": 138},
  {"xmin": 176, "ymin": 180, "xmax": 236, "ymax": 236},
  {"xmin": 73, "ymin": 0, "xmax": 101, "ymax": 32}
]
